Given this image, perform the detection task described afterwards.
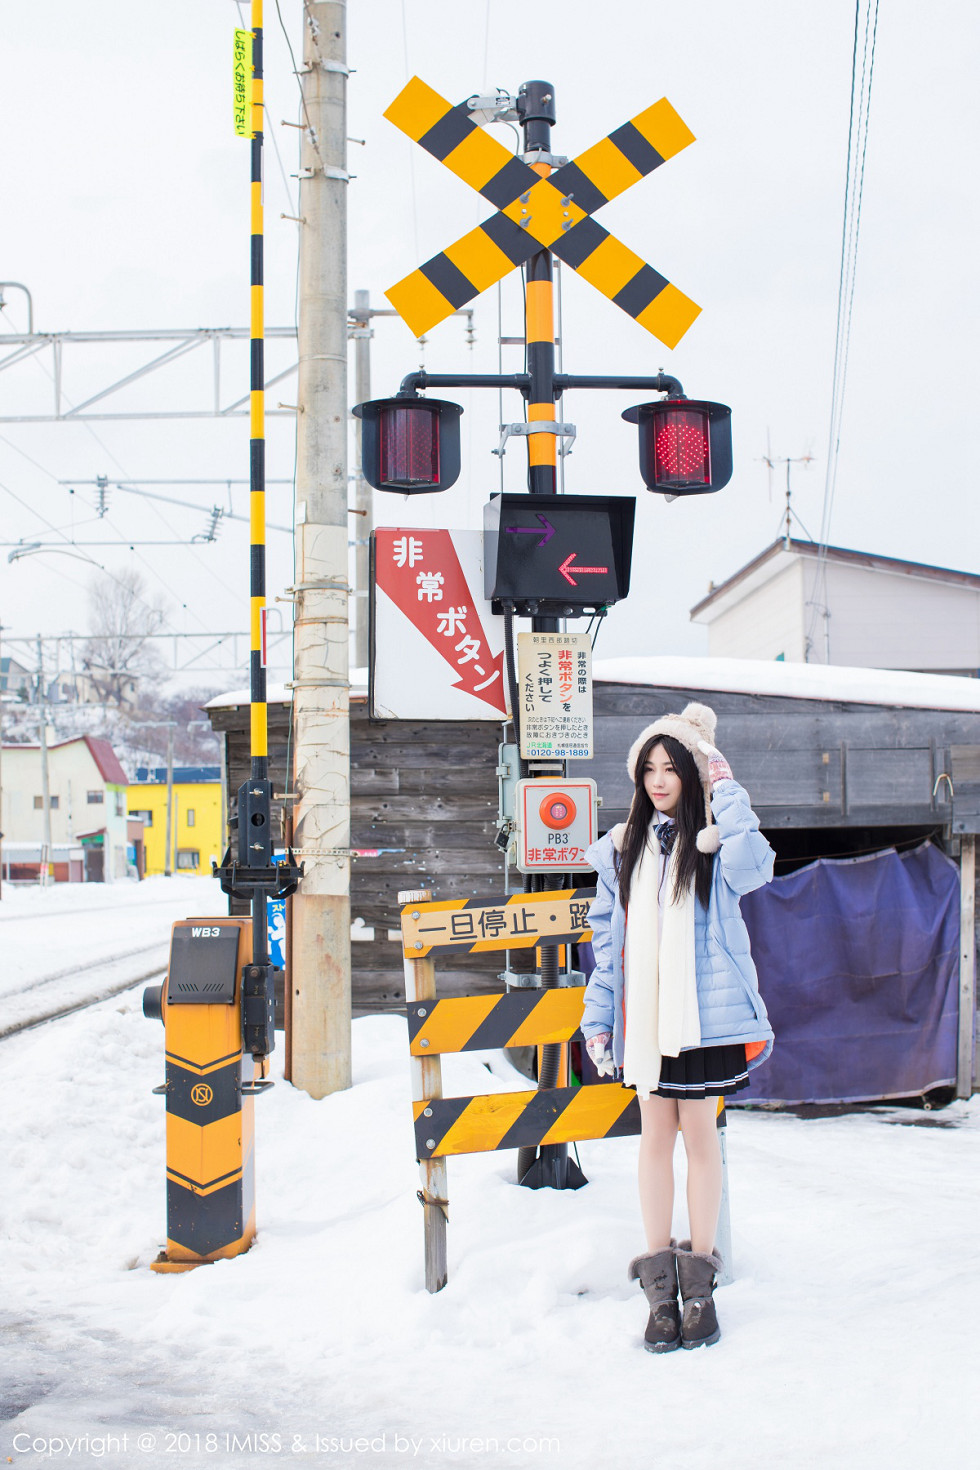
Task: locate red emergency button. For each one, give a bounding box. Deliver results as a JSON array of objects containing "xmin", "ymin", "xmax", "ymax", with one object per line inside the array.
[{"xmin": 539, "ymin": 792, "xmax": 577, "ymax": 830}]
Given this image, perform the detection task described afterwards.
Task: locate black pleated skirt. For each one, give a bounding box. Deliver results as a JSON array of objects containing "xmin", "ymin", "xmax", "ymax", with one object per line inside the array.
[{"xmin": 629, "ymin": 1043, "xmax": 750, "ymax": 1099}]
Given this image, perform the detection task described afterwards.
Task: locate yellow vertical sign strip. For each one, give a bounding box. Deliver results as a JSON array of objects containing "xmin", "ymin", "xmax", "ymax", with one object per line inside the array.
[{"xmin": 233, "ymin": 30, "xmax": 253, "ymax": 138}]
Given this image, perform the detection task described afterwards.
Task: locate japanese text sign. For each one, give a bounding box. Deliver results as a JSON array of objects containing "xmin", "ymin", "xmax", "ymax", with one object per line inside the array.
[
  {"xmin": 517, "ymin": 632, "xmax": 593, "ymax": 759},
  {"xmin": 401, "ymin": 889, "xmax": 596, "ymax": 958},
  {"xmin": 372, "ymin": 528, "xmax": 509, "ymax": 720},
  {"xmin": 233, "ymin": 30, "xmax": 252, "ymax": 137}
]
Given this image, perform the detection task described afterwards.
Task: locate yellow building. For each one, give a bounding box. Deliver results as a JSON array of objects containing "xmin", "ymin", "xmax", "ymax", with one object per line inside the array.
[{"xmin": 127, "ymin": 765, "xmax": 223, "ymax": 877}]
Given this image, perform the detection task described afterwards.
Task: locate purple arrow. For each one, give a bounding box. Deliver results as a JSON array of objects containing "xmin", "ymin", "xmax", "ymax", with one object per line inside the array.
[{"xmin": 504, "ymin": 512, "xmax": 557, "ymax": 548}]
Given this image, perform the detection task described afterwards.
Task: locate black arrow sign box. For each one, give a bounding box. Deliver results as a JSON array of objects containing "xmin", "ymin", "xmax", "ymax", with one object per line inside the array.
[{"xmin": 484, "ymin": 493, "xmax": 636, "ymax": 616}]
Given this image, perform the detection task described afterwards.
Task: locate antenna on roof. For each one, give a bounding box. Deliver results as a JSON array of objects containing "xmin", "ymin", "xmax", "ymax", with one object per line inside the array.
[{"xmin": 760, "ymin": 447, "xmax": 815, "ymax": 546}]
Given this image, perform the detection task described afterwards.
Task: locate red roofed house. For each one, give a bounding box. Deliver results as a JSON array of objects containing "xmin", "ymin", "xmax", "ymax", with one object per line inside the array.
[{"xmin": 1, "ymin": 734, "xmax": 133, "ymax": 882}]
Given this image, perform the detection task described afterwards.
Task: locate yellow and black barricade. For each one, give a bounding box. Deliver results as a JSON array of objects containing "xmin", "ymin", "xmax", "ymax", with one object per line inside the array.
[{"xmin": 400, "ymin": 888, "xmax": 732, "ymax": 1292}]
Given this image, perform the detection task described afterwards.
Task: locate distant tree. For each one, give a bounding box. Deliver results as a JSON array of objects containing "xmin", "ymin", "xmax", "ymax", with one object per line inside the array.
[
  {"xmin": 135, "ymin": 686, "xmax": 223, "ymax": 765},
  {"xmin": 81, "ymin": 570, "xmax": 168, "ymax": 707}
]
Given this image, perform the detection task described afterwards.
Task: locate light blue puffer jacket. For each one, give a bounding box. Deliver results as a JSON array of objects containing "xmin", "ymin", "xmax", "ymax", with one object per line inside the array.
[{"xmin": 582, "ymin": 779, "xmax": 775, "ymax": 1071}]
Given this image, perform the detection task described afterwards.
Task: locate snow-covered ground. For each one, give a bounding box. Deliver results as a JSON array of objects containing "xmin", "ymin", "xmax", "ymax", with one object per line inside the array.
[
  {"xmin": 1, "ymin": 883, "xmax": 978, "ymax": 1470},
  {"xmin": 0, "ymin": 877, "xmax": 226, "ymax": 1033}
]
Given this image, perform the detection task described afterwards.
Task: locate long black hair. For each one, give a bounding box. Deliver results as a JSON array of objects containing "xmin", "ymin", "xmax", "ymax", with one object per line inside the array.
[{"xmin": 616, "ymin": 733, "xmax": 714, "ymax": 910}]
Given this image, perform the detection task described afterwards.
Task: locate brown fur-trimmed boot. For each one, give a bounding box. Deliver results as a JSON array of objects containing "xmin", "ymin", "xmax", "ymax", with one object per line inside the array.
[
  {"xmin": 675, "ymin": 1240, "xmax": 723, "ymax": 1349},
  {"xmin": 628, "ymin": 1244, "xmax": 680, "ymax": 1353}
]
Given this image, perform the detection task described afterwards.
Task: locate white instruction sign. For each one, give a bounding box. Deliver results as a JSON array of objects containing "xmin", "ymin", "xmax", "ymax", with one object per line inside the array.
[{"xmin": 517, "ymin": 632, "xmax": 593, "ymax": 760}]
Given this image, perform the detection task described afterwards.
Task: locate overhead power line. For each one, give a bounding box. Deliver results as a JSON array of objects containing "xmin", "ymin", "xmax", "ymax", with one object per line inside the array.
[{"xmin": 808, "ymin": 0, "xmax": 880, "ymax": 656}]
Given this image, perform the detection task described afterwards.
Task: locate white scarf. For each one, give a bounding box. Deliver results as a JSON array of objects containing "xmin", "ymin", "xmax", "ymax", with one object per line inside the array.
[{"xmin": 622, "ymin": 823, "xmax": 701, "ymax": 1099}]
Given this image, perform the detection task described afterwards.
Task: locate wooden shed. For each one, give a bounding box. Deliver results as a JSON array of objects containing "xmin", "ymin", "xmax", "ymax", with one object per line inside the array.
[
  {"xmin": 206, "ymin": 655, "xmax": 979, "ymax": 1089},
  {"xmin": 205, "ymin": 683, "xmax": 504, "ymax": 1014}
]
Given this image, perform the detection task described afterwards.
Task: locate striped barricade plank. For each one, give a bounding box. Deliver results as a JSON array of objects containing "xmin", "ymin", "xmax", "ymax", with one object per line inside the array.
[
  {"xmin": 413, "ymin": 1083, "xmax": 640, "ymax": 1159},
  {"xmin": 401, "ymin": 888, "xmax": 594, "ymax": 959},
  {"xmin": 408, "ymin": 987, "xmax": 586, "ymax": 1055}
]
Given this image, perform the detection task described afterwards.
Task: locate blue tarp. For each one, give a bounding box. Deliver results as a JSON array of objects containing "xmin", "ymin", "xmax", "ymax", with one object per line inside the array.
[
  {"xmin": 738, "ymin": 842, "xmax": 960, "ymax": 1104},
  {"xmin": 578, "ymin": 842, "xmax": 961, "ymax": 1105}
]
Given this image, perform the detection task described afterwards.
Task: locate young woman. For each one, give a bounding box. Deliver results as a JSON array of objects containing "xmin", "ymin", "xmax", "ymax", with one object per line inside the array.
[{"xmin": 582, "ymin": 702, "xmax": 774, "ymax": 1353}]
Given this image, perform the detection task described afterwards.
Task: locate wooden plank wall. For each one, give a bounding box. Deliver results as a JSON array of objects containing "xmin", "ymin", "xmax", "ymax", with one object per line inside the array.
[
  {"xmin": 208, "ymin": 697, "xmax": 507, "ymax": 1013},
  {"xmin": 575, "ymin": 682, "xmax": 980, "ymax": 832},
  {"xmin": 207, "ymin": 685, "xmax": 980, "ymax": 1028}
]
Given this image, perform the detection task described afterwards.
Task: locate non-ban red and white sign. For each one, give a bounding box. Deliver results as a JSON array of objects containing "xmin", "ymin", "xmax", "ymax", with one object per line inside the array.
[{"xmin": 372, "ymin": 528, "xmax": 509, "ymax": 720}]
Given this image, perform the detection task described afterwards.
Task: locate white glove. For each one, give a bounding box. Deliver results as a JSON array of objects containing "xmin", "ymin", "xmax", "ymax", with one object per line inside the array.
[
  {"xmin": 697, "ymin": 738, "xmax": 733, "ymax": 785},
  {"xmin": 585, "ymin": 1032, "xmax": 615, "ymax": 1078}
]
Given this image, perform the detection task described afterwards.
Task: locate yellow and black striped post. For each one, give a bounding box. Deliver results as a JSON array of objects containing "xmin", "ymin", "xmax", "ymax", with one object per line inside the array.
[
  {"xmin": 147, "ymin": 919, "xmax": 259, "ymax": 1272},
  {"xmin": 515, "ymin": 81, "xmax": 579, "ymax": 1188},
  {"xmin": 249, "ymin": 0, "xmax": 268, "ymax": 800}
]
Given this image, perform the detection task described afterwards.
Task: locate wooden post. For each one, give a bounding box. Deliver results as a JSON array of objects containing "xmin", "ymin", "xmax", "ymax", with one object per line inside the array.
[
  {"xmin": 715, "ymin": 1123, "xmax": 734, "ymax": 1288},
  {"xmin": 398, "ymin": 888, "xmax": 448, "ymax": 1292},
  {"xmin": 957, "ymin": 835, "xmax": 976, "ymax": 1100}
]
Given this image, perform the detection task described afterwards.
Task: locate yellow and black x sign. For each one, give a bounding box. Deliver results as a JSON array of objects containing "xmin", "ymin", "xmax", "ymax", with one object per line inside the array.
[{"xmin": 384, "ymin": 77, "xmax": 701, "ymax": 350}]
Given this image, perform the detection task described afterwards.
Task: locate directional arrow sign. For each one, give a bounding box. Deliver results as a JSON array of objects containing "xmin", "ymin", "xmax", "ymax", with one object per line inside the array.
[
  {"xmin": 505, "ymin": 513, "xmax": 557, "ymax": 548},
  {"xmin": 374, "ymin": 527, "xmax": 509, "ymax": 717},
  {"xmin": 485, "ymin": 493, "xmax": 635, "ymax": 615},
  {"xmin": 557, "ymin": 553, "xmax": 610, "ymax": 587}
]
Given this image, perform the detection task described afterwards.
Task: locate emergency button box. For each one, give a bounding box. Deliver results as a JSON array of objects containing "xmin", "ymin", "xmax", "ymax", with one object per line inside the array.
[{"xmin": 515, "ymin": 778, "xmax": 597, "ymax": 873}]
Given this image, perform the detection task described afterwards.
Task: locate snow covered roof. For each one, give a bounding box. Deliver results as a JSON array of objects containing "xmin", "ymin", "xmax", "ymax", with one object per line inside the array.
[
  {"xmin": 1, "ymin": 733, "xmax": 130, "ymax": 784},
  {"xmin": 592, "ymin": 655, "xmax": 980, "ymax": 712},
  {"xmin": 205, "ymin": 670, "xmax": 369, "ymax": 710}
]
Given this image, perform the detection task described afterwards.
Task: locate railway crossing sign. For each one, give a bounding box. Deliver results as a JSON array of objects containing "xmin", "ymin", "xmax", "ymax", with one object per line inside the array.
[{"xmin": 383, "ymin": 77, "xmax": 701, "ymax": 348}]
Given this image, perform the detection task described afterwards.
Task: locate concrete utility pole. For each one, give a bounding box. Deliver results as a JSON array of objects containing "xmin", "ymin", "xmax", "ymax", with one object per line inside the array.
[
  {"xmin": 290, "ymin": 0, "xmax": 352, "ymax": 1098},
  {"xmin": 35, "ymin": 636, "xmax": 53, "ymax": 885}
]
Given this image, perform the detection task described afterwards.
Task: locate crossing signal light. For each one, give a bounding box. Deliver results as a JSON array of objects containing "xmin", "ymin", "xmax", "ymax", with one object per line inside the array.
[
  {"xmin": 352, "ymin": 396, "xmax": 463, "ymax": 493},
  {"xmin": 484, "ymin": 493, "xmax": 635, "ymax": 616},
  {"xmin": 623, "ymin": 398, "xmax": 733, "ymax": 496}
]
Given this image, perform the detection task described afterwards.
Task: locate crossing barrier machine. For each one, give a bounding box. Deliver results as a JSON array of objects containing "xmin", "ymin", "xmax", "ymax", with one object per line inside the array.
[{"xmin": 142, "ymin": 0, "xmax": 301, "ymax": 1272}]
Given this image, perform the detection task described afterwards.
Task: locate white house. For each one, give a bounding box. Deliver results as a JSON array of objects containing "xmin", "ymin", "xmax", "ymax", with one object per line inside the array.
[
  {"xmin": 690, "ymin": 538, "xmax": 980, "ymax": 675},
  {"xmin": 1, "ymin": 735, "xmax": 131, "ymax": 881}
]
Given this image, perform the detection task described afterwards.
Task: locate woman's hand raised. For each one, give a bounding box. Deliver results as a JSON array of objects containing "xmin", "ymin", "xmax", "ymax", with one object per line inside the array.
[{"xmin": 696, "ymin": 739, "xmax": 733, "ymax": 785}]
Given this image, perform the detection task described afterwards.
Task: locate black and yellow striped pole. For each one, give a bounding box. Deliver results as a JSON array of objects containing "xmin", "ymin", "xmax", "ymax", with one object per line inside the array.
[
  {"xmin": 519, "ymin": 81, "xmax": 558, "ymax": 499},
  {"xmin": 248, "ymin": 0, "xmax": 268, "ymax": 798},
  {"xmin": 143, "ymin": 4, "xmax": 302, "ymax": 1272},
  {"xmin": 216, "ymin": 3, "xmax": 300, "ymax": 1040},
  {"xmin": 513, "ymin": 82, "xmax": 585, "ymax": 1192}
]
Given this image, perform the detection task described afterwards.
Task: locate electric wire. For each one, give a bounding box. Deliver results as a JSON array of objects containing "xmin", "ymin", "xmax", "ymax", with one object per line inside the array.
[
  {"xmin": 0, "ymin": 306, "xmax": 239, "ymax": 628},
  {"xmin": 400, "ymin": 0, "xmax": 421, "ymax": 266},
  {"xmin": 808, "ymin": 0, "xmax": 880, "ymax": 655}
]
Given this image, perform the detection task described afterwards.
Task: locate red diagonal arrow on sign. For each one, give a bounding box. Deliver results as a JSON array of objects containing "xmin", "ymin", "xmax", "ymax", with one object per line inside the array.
[
  {"xmin": 558, "ymin": 552, "xmax": 610, "ymax": 587},
  {"xmin": 375, "ymin": 529, "xmax": 508, "ymax": 715}
]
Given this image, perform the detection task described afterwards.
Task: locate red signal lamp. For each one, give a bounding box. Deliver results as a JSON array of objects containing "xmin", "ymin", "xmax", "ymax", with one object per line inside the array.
[
  {"xmin": 352, "ymin": 395, "xmax": 463, "ymax": 494},
  {"xmin": 623, "ymin": 397, "xmax": 732, "ymax": 496}
]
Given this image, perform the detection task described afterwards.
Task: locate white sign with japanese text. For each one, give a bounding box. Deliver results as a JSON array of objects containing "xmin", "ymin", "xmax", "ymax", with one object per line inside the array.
[
  {"xmin": 372, "ymin": 528, "xmax": 510, "ymax": 720},
  {"xmin": 517, "ymin": 632, "xmax": 593, "ymax": 759}
]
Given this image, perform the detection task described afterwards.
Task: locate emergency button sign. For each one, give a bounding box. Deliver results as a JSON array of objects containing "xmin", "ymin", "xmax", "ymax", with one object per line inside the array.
[
  {"xmin": 372, "ymin": 528, "xmax": 509, "ymax": 719},
  {"xmin": 515, "ymin": 777, "xmax": 597, "ymax": 874}
]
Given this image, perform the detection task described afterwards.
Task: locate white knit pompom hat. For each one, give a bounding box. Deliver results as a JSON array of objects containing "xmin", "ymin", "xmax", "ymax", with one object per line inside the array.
[{"xmin": 625, "ymin": 701, "xmax": 721, "ymax": 854}]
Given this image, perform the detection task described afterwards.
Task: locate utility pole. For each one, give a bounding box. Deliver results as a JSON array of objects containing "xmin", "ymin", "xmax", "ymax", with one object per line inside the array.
[
  {"xmin": 35, "ymin": 635, "xmax": 53, "ymax": 885},
  {"xmin": 164, "ymin": 722, "xmax": 175, "ymax": 877},
  {"xmin": 351, "ymin": 289, "xmax": 372, "ymax": 671},
  {"xmin": 290, "ymin": 0, "xmax": 352, "ymax": 1098}
]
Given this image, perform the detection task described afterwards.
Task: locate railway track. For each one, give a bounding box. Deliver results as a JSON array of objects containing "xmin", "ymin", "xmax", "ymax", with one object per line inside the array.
[{"xmin": 0, "ymin": 943, "xmax": 168, "ymax": 1041}]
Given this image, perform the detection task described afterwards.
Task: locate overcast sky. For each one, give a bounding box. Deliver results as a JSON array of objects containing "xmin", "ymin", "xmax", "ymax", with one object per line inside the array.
[{"xmin": 1, "ymin": 1, "xmax": 977, "ymax": 689}]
